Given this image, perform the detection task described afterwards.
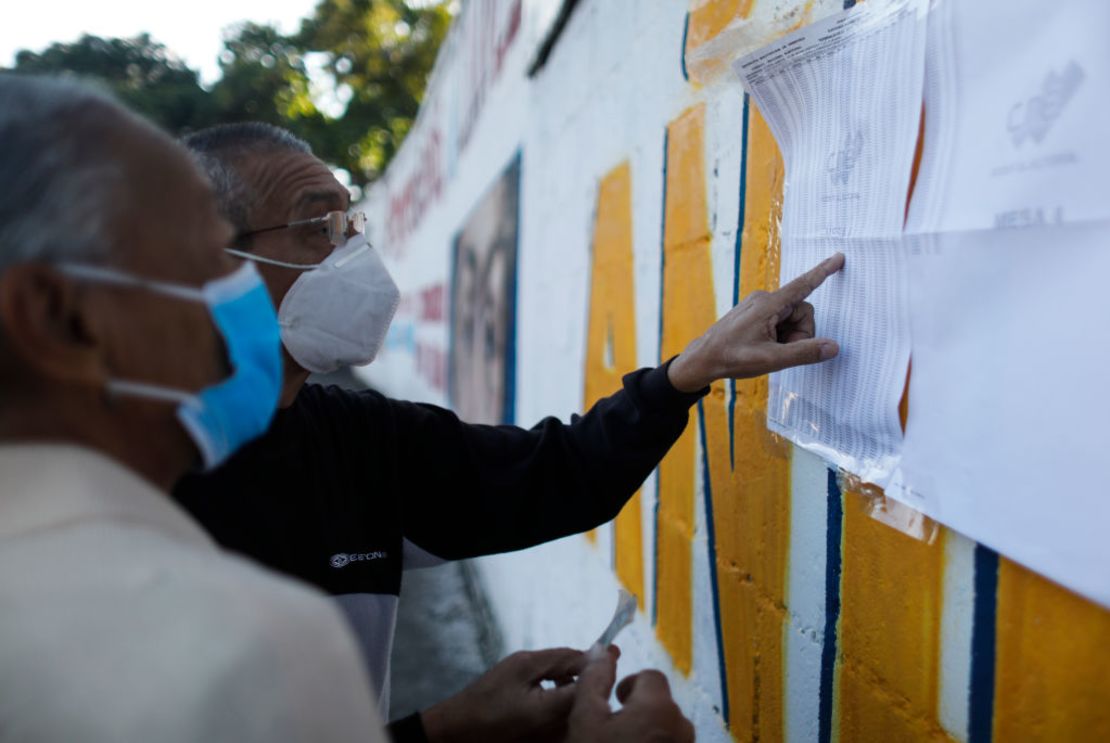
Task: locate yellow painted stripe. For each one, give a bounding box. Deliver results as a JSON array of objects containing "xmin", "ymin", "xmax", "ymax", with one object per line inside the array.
[
  {"xmin": 684, "ymin": 0, "xmax": 758, "ymax": 84},
  {"xmin": 697, "ymin": 105, "xmax": 792, "ymax": 742},
  {"xmin": 686, "ymin": 0, "xmax": 754, "ymax": 52},
  {"xmin": 837, "ymin": 487, "xmax": 950, "ymax": 741},
  {"xmin": 993, "ymin": 558, "xmax": 1110, "ymax": 741},
  {"xmin": 656, "ymin": 104, "xmax": 717, "ymax": 675},
  {"xmin": 583, "ymin": 161, "xmax": 644, "ymax": 603}
]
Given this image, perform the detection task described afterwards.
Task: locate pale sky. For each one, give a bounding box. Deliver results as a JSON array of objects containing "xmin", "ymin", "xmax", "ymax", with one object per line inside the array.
[{"xmin": 2, "ymin": 0, "xmax": 322, "ymax": 85}]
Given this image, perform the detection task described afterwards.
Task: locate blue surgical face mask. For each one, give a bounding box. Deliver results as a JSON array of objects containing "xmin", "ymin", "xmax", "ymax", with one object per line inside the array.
[{"xmin": 57, "ymin": 261, "xmax": 282, "ymax": 470}]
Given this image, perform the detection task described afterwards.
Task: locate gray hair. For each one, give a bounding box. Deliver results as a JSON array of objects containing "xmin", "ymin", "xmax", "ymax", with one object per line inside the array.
[
  {"xmin": 0, "ymin": 74, "xmax": 131, "ymax": 272},
  {"xmin": 182, "ymin": 123, "xmax": 312, "ymax": 239}
]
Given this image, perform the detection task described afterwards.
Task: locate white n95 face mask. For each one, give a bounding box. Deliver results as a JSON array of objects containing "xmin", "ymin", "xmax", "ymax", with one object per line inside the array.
[{"xmin": 228, "ymin": 234, "xmax": 400, "ymax": 374}]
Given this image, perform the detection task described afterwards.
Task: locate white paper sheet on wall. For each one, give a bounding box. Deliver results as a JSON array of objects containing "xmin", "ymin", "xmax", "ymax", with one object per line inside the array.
[
  {"xmin": 907, "ymin": 0, "xmax": 1110, "ymax": 235},
  {"xmin": 890, "ymin": 0, "xmax": 1110, "ymax": 607},
  {"xmin": 891, "ymin": 224, "xmax": 1110, "ymax": 608},
  {"xmin": 763, "ymin": 238, "xmax": 909, "ymax": 484},
  {"xmin": 733, "ymin": 0, "xmax": 926, "ymax": 483},
  {"xmin": 731, "ymin": 0, "xmax": 1110, "ymax": 606}
]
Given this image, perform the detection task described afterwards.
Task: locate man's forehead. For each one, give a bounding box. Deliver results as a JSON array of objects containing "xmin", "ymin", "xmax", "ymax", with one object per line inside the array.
[
  {"xmin": 242, "ymin": 150, "xmax": 350, "ymax": 217},
  {"xmin": 292, "ymin": 187, "xmax": 351, "ymax": 216}
]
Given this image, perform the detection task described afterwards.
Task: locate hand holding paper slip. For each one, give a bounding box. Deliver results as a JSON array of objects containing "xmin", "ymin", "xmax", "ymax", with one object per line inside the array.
[{"xmin": 567, "ymin": 589, "xmax": 695, "ymax": 742}]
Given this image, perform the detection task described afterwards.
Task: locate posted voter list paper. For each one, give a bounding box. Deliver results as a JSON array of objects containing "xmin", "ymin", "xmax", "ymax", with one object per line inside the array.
[{"xmin": 733, "ymin": 0, "xmax": 926, "ymax": 484}]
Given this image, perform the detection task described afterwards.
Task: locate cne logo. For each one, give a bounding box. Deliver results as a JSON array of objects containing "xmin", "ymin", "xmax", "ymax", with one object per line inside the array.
[
  {"xmin": 827, "ymin": 129, "xmax": 864, "ymax": 186},
  {"xmin": 1008, "ymin": 60, "xmax": 1085, "ymax": 147},
  {"xmin": 329, "ymin": 551, "xmax": 388, "ymax": 569}
]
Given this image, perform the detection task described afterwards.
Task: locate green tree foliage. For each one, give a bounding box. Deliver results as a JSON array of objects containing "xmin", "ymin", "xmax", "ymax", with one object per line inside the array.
[
  {"xmin": 11, "ymin": 34, "xmax": 216, "ymax": 132},
  {"xmin": 211, "ymin": 23, "xmax": 314, "ymax": 126},
  {"xmin": 3, "ymin": 0, "xmax": 453, "ymax": 187},
  {"xmin": 296, "ymin": 0, "xmax": 453, "ymax": 180}
]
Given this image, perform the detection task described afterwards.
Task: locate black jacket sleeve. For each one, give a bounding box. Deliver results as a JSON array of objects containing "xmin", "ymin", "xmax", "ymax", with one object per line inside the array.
[
  {"xmin": 387, "ymin": 713, "xmax": 429, "ymax": 743},
  {"xmin": 389, "ymin": 361, "xmax": 705, "ymax": 561}
]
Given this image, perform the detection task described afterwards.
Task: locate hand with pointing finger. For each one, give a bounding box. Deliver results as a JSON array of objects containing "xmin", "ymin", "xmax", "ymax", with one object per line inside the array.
[{"xmin": 667, "ymin": 252, "xmax": 845, "ymax": 393}]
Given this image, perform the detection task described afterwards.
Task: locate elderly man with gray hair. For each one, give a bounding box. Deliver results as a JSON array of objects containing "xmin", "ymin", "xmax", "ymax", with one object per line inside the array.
[{"xmin": 0, "ymin": 75, "xmax": 388, "ymax": 742}]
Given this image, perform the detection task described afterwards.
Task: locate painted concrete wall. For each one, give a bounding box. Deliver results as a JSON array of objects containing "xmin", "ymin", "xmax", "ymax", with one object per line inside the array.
[{"xmin": 357, "ymin": 1, "xmax": 1110, "ymax": 740}]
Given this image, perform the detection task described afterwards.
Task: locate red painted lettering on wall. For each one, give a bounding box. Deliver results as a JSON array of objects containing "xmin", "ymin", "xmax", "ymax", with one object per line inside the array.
[
  {"xmin": 387, "ymin": 128, "xmax": 443, "ymax": 254},
  {"xmin": 458, "ymin": 0, "xmax": 523, "ymax": 152},
  {"xmin": 416, "ymin": 342, "xmax": 447, "ymax": 392},
  {"xmin": 381, "ymin": 0, "xmax": 521, "ymax": 256},
  {"xmin": 419, "ymin": 284, "xmax": 446, "ymax": 323}
]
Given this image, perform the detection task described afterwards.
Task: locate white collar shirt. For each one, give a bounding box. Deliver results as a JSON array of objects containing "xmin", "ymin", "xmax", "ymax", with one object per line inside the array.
[{"xmin": 0, "ymin": 444, "xmax": 386, "ymax": 743}]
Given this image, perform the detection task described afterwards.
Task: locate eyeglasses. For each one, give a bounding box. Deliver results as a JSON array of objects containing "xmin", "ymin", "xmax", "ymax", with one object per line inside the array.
[{"xmin": 237, "ymin": 210, "xmax": 367, "ymax": 247}]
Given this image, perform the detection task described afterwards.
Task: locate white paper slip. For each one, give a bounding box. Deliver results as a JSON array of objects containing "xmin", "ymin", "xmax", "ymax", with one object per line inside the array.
[
  {"xmin": 892, "ymin": 223, "xmax": 1110, "ymax": 609},
  {"xmin": 732, "ymin": 0, "xmax": 923, "ymax": 482},
  {"xmin": 908, "ymin": 0, "xmax": 1110, "ymax": 234},
  {"xmin": 594, "ymin": 589, "xmax": 637, "ymax": 650}
]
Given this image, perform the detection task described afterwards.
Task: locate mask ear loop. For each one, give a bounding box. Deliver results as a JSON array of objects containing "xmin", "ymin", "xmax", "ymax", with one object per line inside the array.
[
  {"xmin": 226, "ymin": 249, "xmax": 321, "ymax": 271},
  {"xmin": 106, "ymin": 380, "xmax": 197, "ymax": 406},
  {"xmin": 55, "ymin": 264, "xmax": 224, "ymax": 411},
  {"xmin": 56, "ymin": 263, "xmax": 206, "ymax": 302}
]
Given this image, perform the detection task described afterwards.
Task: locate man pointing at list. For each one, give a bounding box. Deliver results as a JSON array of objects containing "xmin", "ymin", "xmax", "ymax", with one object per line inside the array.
[{"xmin": 173, "ymin": 121, "xmax": 844, "ymax": 742}]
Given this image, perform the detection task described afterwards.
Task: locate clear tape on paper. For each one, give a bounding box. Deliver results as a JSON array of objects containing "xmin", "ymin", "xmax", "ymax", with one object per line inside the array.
[{"xmin": 840, "ymin": 470, "xmax": 939, "ymax": 545}]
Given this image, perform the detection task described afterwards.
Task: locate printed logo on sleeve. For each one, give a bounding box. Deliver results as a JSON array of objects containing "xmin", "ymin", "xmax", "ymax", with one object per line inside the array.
[{"xmin": 330, "ymin": 551, "xmax": 388, "ymax": 569}]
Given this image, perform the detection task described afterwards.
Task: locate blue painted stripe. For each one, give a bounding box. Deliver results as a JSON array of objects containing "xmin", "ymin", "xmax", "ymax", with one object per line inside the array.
[
  {"xmin": 652, "ymin": 126, "xmax": 670, "ymax": 629},
  {"xmin": 502, "ymin": 152, "xmax": 523, "ymax": 425},
  {"xmin": 610, "ymin": 515, "xmax": 617, "ymax": 572},
  {"xmin": 818, "ymin": 469, "xmax": 843, "ymax": 743},
  {"xmin": 968, "ymin": 544, "xmax": 999, "ymax": 743},
  {"xmin": 728, "ymin": 93, "xmax": 752, "ymax": 469},
  {"xmin": 680, "ymin": 12, "xmax": 690, "ymax": 81},
  {"xmin": 733, "ymin": 94, "xmax": 750, "ymax": 309},
  {"xmin": 651, "ymin": 483, "xmax": 661, "ymax": 627},
  {"xmin": 446, "ymin": 235, "xmax": 461, "ymax": 408},
  {"xmin": 658, "ymin": 126, "xmax": 670, "ymax": 366},
  {"xmin": 698, "ymin": 400, "xmax": 730, "ymax": 725}
]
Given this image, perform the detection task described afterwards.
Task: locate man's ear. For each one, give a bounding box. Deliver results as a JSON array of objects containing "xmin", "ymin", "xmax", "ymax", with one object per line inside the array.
[{"xmin": 0, "ymin": 264, "xmax": 109, "ymax": 386}]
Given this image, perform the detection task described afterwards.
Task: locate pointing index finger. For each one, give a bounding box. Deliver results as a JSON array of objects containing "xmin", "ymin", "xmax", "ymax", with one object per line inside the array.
[{"xmin": 775, "ymin": 252, "xmax": 845, "ymax": 307}]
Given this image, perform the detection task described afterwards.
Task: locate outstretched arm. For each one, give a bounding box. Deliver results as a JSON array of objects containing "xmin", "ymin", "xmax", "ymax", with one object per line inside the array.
[{"xmin": 397, "ymin": 253, "xmax": 844, "ymax": 562}]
